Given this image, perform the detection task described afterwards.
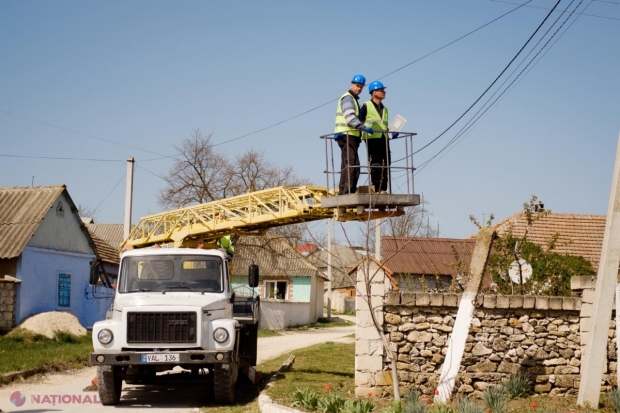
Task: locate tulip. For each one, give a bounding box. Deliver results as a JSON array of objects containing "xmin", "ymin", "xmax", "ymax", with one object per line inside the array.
[
  {"xmin": 325, "ymin": 385, "xmax": 331, "ymax": 391},
  {"xmin": 531, "ymin": 402, "xmax": 538, "ymax": 409}
]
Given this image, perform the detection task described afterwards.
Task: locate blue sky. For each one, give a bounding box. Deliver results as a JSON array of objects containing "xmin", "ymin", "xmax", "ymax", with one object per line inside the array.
[{"xmin": 1, "ymin": 0, "xmax": 619, "ymax": 242}]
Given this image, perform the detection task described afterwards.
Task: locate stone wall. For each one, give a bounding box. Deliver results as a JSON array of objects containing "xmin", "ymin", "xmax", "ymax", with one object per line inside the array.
[
  {"xmin": 0, "ymin": 278, "xmax": 17, "ymax": 333},
  {"xmin": 354, "ymin": 266, "xmax": 617, "ymax": 398}
]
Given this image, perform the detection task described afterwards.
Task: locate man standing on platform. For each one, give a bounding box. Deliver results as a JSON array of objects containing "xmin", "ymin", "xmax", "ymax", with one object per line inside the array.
[{"xmin": 334, "ymin": 74, "xmax": 374, "ymax": 195}]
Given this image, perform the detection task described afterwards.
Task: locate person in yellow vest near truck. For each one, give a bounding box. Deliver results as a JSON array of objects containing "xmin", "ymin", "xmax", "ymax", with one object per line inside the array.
[
  {"xmin": 217, "ymin": 235, "xmax": 234, "ymax": 258},
  {"xmin": 334, "ymin": 74, "xmax": 374, "ymax": 195},
  {"xmin": 360, "ymin": 81, "xmax": 398, "ymax": 194}
]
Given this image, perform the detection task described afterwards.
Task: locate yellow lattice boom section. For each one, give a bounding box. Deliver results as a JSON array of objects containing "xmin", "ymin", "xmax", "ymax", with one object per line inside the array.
[{"xmin": 123, "ymin": 185, "xmax": 403, "ymax": 249}]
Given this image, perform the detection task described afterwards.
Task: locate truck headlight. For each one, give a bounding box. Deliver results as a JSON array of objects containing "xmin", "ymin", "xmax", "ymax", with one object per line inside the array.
[
  {"xmin": 98, "ymin": 329, "xmax": 114, "ymax": 344},
  {"xmin": 213, "ymin": 327, "xmax": 229, "ymax": 343}
]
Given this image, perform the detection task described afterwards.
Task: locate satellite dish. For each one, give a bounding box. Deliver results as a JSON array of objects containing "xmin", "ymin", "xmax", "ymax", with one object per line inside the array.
[{"xmin": 508, "ymin": 259, "xmax": 532, "ymax": 284}]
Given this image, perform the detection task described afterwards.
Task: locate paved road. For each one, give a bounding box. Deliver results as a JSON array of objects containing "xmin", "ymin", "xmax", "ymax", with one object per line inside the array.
[{"xmin": 0, "ymin": 317, "xmax": 355, "ymax": 413}]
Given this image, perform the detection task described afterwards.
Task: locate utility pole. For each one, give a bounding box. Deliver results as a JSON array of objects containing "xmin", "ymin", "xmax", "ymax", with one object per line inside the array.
[
  {"xmin": 327, "ymin": 219, "xmax": 332, "ymax": 318},
  {"xmin": 375, "ymin": 218, "xmax": 382, "ymax": 261},
  {"xmin": 123, "ymin": 157, "xmax": 135, "ymax": 240},
  {"xmin": 578, "ymin": 132, "xmax": 620, "ymax": 406}
]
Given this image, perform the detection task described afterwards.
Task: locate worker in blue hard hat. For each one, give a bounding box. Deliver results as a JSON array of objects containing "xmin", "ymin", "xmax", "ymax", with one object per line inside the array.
[
  {"xmin": 359, "ymin": 80, "xmax": 398, "ymax": 194},
  {"xmin": 334, "ymin": 74, "xmax": 374, "ymax": 195}
]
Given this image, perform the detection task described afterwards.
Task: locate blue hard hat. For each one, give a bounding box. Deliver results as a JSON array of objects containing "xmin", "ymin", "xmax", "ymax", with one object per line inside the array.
[
  {"xmin": 369, "ymin": 81, "xmax": 386, "ymax": 94},
  {"xmin": 351, "ymin": 74, "xmax": 366, "ymax": 85}
]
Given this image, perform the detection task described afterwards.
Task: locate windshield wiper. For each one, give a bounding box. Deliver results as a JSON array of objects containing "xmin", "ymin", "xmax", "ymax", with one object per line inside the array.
[{"xmin": 126, "ymin": 288, "xmax": 164, "ymax": 293}]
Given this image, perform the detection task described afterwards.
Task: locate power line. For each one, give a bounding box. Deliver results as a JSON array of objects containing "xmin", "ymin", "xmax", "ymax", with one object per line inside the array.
[
  {"xmin": 415, "ymin": 0, "xmax": 588, "ymax": 175},
  {"xmin": 0, "ymin": 154, "xmax": 124, "ymax": 162},
  {"xmin": 0, "ymin": 110, "xmax": 169, "ymax": 157},
  {"xmin": 491, "ymin": 0, "xmax": 620, "ymax": 20},
  {"xmin": 136, "ymin": 164, "xmax": 168, "ymax": 181},
  {"xmin": 92, "ymin": 173, "xmax": 126, "ymax": 214},
  {"xmin": 412, "ymin": 0, "xmax": 564, "ymax": 158},
  {"xmin": 209, "ymin": 1, "xmax": 534, "ymax": 148}
]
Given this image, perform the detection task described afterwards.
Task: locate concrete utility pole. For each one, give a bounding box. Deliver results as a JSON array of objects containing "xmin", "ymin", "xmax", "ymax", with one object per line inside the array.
[
  {"xmin": 123, "ymin": 157, "xmax": 135, "ymax": 240},
  {"xmin": 327, "ymin": 219, "xmax": 332, "ymax": 318},
  {"xmin": 375, "ymin": 218, "xmax": 382, "ymax": 261},
  {"xmin": 578, "ymin": 132, "xmax": 620, "ymax": 406},
  {"xmin": 435, "ymin": 227, "xmax": 495, "ymax": 402}
]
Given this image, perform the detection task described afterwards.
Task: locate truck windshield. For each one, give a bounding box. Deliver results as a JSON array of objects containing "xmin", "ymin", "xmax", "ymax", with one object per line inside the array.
[{"xmin": 118, "ymin": 255, "xmax": 224, "ymax": 294}]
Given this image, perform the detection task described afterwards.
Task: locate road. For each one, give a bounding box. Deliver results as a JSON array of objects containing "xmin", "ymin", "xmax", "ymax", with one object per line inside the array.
[{"xmin": 0, "ymin": 317, "xmax": 355, "ymax": 413}]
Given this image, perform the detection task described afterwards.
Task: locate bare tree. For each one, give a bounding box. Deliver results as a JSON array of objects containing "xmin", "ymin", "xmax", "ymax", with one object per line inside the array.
[
  {"xmin": 357, "ymin": 194, "xmax": 436, "ymax": 247},
  {"xmin": 158, "ymin": 130, "xmax": 306, "ymax": 209},
  {"xmin": 77, "ymin": 204, "xmax": 97, "ymax": 222}
]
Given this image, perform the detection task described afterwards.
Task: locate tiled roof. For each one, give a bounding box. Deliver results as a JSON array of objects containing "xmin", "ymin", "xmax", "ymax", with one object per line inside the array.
[
  {"xmin": 0, "ymin": 185, "xmax": 67, "ymax": 259},
  {"xmin": 382, "ymin": 237, "xmax": 477, "ymax": 276},
  {"xmin": 231, "ymin": 236, "xmax": 322, "ymax": 279},
  {"xmin": 490, "ymin": 211, "xmax": 606, "ymax": 270},
  {"xmin": 87, "ymin": 232, "xmax": 120, "ymax": 266},
  {"xmin": 86, "ymin": 223, "xmax": 125, "ymax": 250}
]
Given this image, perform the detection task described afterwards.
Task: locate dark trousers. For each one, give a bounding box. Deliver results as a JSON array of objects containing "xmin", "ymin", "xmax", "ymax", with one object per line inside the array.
[
  {"xmin": 336, "ymin": 134, "xmax": 361, "ymax": 195},
  {"xmin": 365, "ymin": 136, "xmax": 391, "ymax": 192}
]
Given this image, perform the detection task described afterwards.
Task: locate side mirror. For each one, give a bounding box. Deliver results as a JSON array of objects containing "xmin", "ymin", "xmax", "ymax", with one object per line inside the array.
[{"xmin": 248, "ymin": 264, "xmax": 259, "ymax": 288}]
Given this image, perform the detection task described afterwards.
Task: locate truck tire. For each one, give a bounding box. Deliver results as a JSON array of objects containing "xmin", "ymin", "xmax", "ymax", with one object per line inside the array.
[
  {"xmin": 97, "ymin": 365, "xmax": 122, "ymax": 405},
  {"xmin": 213, "ymin": 362, "xmax": 236, "ymax": 404}
]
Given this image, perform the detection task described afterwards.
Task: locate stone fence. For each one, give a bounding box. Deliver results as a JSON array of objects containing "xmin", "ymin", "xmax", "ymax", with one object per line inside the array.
[
  {"xmin": 0, "ymin": 277, "xmax": 18, "ymax": 333},
  {"xmin": 354, "ymin": 261, "xmax": 616, "ymax": 398}
]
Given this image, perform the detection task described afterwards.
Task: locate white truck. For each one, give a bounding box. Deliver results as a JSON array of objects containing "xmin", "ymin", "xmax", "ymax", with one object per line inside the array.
[{"xmin": 90, "ymin": 248, "xmax": 260, "ymax": 405}]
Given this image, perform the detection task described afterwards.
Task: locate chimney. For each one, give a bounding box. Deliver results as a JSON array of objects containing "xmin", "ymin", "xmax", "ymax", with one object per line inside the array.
[{"xmin": 534, "ymin": 201, "xmax": 545, "ymax": 212}]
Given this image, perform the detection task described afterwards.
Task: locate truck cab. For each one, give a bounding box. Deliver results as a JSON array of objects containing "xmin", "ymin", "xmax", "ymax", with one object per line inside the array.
[{"xmin": 90, "ymin": 248, "xmax": 260, "ymax": 405}]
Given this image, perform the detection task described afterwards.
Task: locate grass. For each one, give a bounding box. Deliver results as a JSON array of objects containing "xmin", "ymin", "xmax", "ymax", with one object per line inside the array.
[
  {"xmin": 257, "ymin": 329, "xmax": 282, "ymax": 338},
  {"xmin": 286, "ymin": 317, "xmax": 354, "ymax": 331},
  {"xmin": 0, "ymin": 328, "xmax": 93, "ymax": 375}
]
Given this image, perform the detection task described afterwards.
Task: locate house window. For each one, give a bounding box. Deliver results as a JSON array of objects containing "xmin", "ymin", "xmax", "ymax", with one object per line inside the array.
[
  {"xmin": 264, "ymin": 281, "xmax": 287, "ymax": 299},
  {"xmin": 56, "ymin": 201, "xmax": 65, "ymax": 217},
  {"xmin": 58, "ymin": 273, "xmax": 71, "ymax": 307}
]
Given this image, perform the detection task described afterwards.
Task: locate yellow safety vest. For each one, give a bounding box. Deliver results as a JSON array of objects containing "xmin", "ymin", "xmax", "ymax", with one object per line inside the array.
[
  {"xmin": 218, "ymin": 236, "xmax": 234, "ymax": 254},
  {"xmin": 334, "ymin": 92, "xmax": 361, "ymax": 137},
  {"xmin": 362, "ymin": 101, "xmax": 389, "ymax": 139}
]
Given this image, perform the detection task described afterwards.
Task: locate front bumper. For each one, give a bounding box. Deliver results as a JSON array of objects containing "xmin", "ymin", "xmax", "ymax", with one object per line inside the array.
[{"xmin": 90, "ymin": 350, "xmax": 233, "ymax": 366}]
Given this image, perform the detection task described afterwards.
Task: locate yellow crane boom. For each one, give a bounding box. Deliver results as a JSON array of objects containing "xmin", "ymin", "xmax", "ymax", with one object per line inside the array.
[{"xmin": 123, "ymin": 185, "xmax": 418, "ymax": 249}]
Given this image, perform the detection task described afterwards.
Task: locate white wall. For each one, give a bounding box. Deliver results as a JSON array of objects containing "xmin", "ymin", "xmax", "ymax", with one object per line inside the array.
[{"xmin": 259, "ymin": 299, "xmax": 311, "ymax": 330}]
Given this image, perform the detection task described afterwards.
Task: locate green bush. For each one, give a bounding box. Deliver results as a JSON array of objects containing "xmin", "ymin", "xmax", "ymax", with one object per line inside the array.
[
  {"xmin": 456, "ymin": 397, "xmax": 486, "ymax": 413},
  {"xmin": 503, "ymin": 372, "xmax": 531, "ymax": 400},
  {"xmin": 342, "ymin": 398, "xmax": 374, "ymax": 413},
  {"xmin": 403, "ymin": 389, "xmax": 427, "ymax": 413},
  {"xmin": 291, "ymin": 388, "xmax": 320, "ymax": 410},
  {"xmin": 318, "ymin": 392, "xmax": 345, "ymax": 413},
  {"xmin": 610, "ymin": 387, "xmax": 620, "ymax": 413},
  {"xmin": 482, "ymin": 385, "xmax": 506, "ymax": 413}
]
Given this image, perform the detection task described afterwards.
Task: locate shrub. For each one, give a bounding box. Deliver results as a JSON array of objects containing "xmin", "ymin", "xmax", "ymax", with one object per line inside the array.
[
  {"xmin": 503, "ymin": 372, "xmax": 531, "ymax": 400},
  {"xmin": 318, "ymin": 392, "xmax": 345, "ymax": 413},
  {"xmin": 342, "ymin": 398, "xmax": 375, "ymax": 413},
  {"xmin": 291, "ymin": 388, "xmax": 319, "ymax": 410},
  {"xmin": 403, "ymin": 389, "xmax": 427, "ymax": 413},
  {"xmin": 456, "ymin": 397, "xmax": 486, "ymax": 413},
  {"xmin": 381, "ymin": 400, "xmax": 403, "ymax": 413},
  {"xmin": 610, "ymin": 387, "xmax": 620, "ymax": 413},
  {"xmin": 482, "ymin": 385, "xmax": 506, "ymax": 413}
]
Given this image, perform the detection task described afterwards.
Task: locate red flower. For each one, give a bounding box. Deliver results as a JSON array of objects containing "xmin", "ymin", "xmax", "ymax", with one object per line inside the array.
[
  {"xmin": 424, "ymin": 397, "xmax": 430, "ymax": 404},
  {"xmin": 486, "ymin": 409, "xmax": 491, "ymax": 413},
  {"xmin": 531, "ymin": 402, "xmax": 538, "ymax": 409},
  {"xmin": 368, "ymin": 392, "xmax": 372, "ymax": 397},
  {"xmin": 325, "ymin": 385, "xmax": 331, "ymax": 391},
  {"xmin": 435, "ymin": 389, "xmax": 439, "ymax": 396}
]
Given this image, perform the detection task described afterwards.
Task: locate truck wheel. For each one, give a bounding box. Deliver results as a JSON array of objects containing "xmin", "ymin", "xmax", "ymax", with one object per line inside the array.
[
  {"xmin": 97, "ymin": 365, "xmax": 122, "ymax": 405},
  {"xmin": 213, "ymin": 362, "xmax": 236, "ymax": 404}
]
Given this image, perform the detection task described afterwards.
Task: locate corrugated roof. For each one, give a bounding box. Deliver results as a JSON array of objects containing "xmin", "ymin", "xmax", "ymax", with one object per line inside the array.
[
  {"xmin": 231, "ymin": 236, "xmax": 321, "ymax": 278},
  {"xmin": 490, "ymin": 211, "xmax": 606, "ymax": 270},
  {"xmin": 382, "ymin": 237, "xmax": 477, "ymax": 276},
  {"xmin": 303, "ymin": 244, "xmax": 363, "ymax": 288},
  {"xmin": 86, "ymin": 223, "xmax": 125, "ymax": 250},
  {"xmin": 0, "ymin": 185, "xmax": 66, "ymax": 259}
]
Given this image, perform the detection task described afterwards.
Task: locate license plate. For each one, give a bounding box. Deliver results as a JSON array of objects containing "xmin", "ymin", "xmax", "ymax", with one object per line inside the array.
[{"xmin": 141, "ymin": 353, "xmax": 179, "ymax": 363}]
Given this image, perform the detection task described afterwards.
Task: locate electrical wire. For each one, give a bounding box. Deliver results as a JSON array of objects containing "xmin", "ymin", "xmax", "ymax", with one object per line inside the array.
[
  {"xmin": 0, "ymin": 110, "xmax": 169, "ymax": 157},
  {"xmin": 490, "ymin": 0, "xmax": 620, "ymax": 20},
  {"xmin": 412, "ymin": 0, "xmax": 564, "ymax": 159},
  {"xmin": 92, "ymin": 173, "xmax": 126, "ymax": 214},
  {"xmin": 415, "ymin": 0, "xmax": 588, "ymax": 176},
  {"xmin": 0, "ymin": 154, "xmax": 124, "ymax": 162},
  {"xmin": 136, "ymin": 164, "xmax": 168, "ymax": 181}
]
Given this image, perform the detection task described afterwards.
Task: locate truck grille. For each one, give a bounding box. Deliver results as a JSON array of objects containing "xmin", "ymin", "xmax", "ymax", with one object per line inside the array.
[{"xmin": 127, "ymin": 312, "xmax": 197, "ymax": 343}]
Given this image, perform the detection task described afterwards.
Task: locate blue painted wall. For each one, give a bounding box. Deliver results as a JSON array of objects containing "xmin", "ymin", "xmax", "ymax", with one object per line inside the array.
[
  {"xmin": 291, "ymin": 276, "xmax": 311, "ymax": 302},
  {"xmin": 15, "ymin": 247, "xmax": 113, "ymax": 328}
]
